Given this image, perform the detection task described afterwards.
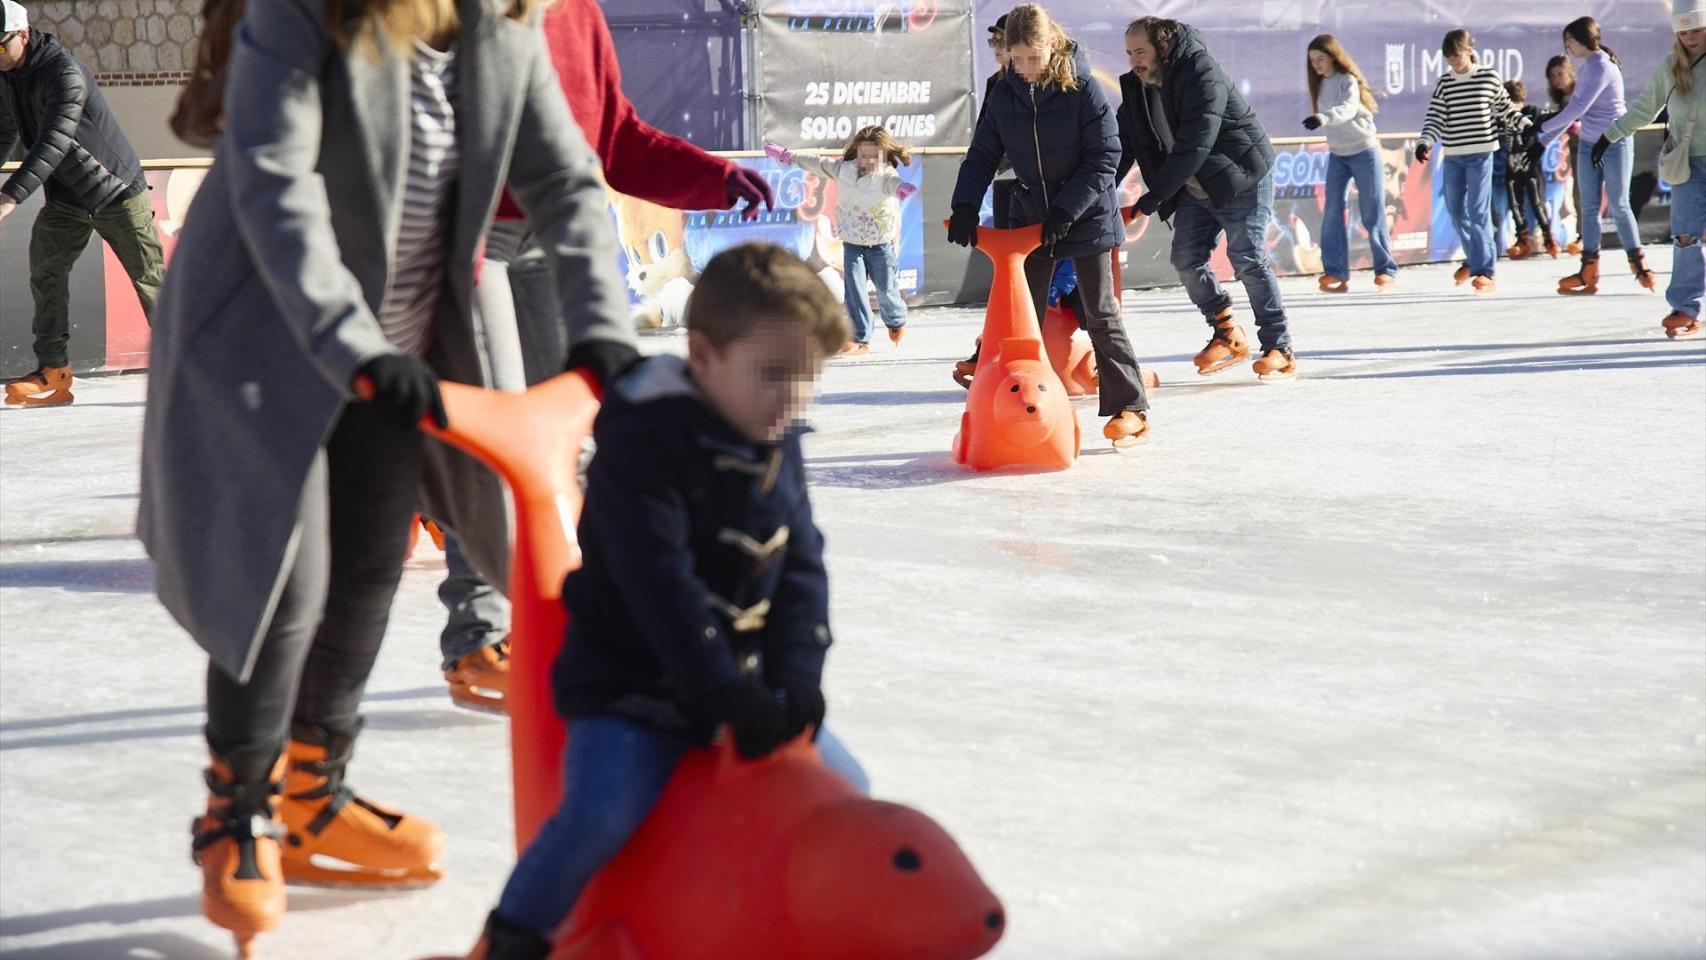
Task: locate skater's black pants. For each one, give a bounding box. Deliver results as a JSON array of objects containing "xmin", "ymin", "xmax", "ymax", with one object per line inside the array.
[
  {"xmin": 1506, "ymin": 171, "xmax": 1554, "ymax": 243},
  {"xmin": 1023, "ymin": 249, "xmax": 1148, "ymax": 417},
  {"xmin": 205, "ymin": 402, "xmax": 423, "ymax": 776}
]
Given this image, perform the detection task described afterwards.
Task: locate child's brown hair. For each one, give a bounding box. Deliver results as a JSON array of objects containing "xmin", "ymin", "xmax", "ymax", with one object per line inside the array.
[
  {"xmin": 1504, "ymin": 79, "xmax": 1526, "ymax": 104},
  {"xmin": 842, "ymin": 125, "xmax": 914, "ymax": 168},
  {"xmin": 1442, "ymin": 28, "xmax": 1474, "ymax": 60},
  {"xmin": 685, "ymin": 244, "xmax": 850, "ymax": 359}
]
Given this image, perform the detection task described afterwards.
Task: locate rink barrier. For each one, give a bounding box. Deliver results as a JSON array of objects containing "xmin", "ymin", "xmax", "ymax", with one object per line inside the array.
[{"xmin": 0, "ymin": 127, "xmax": 1671, "ymax": 379}]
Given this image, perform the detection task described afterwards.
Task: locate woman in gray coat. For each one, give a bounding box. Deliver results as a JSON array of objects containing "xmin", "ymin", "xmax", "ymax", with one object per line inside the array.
[{"xmin": 137, "ymin": 0, "xmax": 636, "ymax": 952}]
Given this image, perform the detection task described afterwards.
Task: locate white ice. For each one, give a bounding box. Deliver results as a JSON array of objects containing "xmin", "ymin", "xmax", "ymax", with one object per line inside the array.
[{"xmin": 2, "ymin": 253, "xmax": 1704, "ymax": 960}]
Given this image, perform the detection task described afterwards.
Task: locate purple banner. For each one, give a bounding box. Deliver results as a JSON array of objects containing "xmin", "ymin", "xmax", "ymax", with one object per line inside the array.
[{"xmin": 971, "ymin": 1, "xmax": 1673, "ymax": 141}]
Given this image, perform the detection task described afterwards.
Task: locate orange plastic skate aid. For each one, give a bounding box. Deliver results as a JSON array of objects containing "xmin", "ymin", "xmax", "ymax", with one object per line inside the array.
[
  {"xmin": 948, "ymin": 222, "xmax": 1079, "ymax": 471},
  {"xmin": 404, "ymin": 370, "xmax": 599, "ymax": 849},
  {"xmin": 404, "ymin": 373, "xmax": 1004, "ymax": 960},
  {"xmin": 549, "ymin": 735, "xmax": 1004, "ymax": 960}
]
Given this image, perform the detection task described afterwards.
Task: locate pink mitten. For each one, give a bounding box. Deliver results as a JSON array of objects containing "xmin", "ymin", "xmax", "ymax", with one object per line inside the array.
[
  {"xmin": 896, "ymin": 182, "xmax": 918, "ymax": 201},
  {"xmin": 763, "ymin": 142, "xmax": 794, "ymax": 164}
]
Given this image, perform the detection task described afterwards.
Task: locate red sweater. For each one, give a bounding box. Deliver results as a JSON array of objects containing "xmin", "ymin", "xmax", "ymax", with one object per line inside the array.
[{"xmin": 495, "ymin": 0, "xmax": 735, "ymax": 220}]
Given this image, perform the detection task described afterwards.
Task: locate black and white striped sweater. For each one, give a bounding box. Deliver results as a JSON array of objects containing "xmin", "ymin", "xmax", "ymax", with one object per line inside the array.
[{"xmin": 1420, "ymin": 67, "xmax": 1525, "ymax": 156}]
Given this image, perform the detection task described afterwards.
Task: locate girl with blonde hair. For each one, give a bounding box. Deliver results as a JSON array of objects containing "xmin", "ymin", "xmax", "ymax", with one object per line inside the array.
[{"xmin": 766, "ymin": 125, "xmax": 919, "ymax": 352}]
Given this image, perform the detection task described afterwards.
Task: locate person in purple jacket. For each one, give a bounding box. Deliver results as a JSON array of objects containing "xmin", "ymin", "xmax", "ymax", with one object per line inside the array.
[{"xmin": 1537, "ymin": 16, "xmax": 1657, "ymax": 295}]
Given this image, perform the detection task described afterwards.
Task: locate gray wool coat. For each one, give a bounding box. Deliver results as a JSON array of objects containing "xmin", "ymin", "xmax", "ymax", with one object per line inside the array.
[{"xmin": 137, "ymin": 0, "xmax": 634, "ymax": 682}]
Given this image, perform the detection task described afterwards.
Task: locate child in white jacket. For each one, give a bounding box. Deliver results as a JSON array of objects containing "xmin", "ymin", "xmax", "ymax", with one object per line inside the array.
[{"xmin": 767, "ymin": 126, "xmax": 917, "ymax": 354}]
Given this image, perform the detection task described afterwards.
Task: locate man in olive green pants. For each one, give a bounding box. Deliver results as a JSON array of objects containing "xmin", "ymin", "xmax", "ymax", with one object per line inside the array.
[{"xmin": 1, "ymin": 3, "xmax": 163, "ymax": 406}]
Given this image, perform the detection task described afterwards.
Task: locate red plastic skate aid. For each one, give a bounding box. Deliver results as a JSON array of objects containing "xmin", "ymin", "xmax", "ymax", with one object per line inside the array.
[
  {"xmin": 949, "ymin": 221, "xmax": 1079, "ymax": 471},
  {"xmin": 407, "ymin": 373, "xmax": 1004, "ymax": 960},
  {"xmin": 412, "ymin": 371, "xmax": 600, "ymax": 848}
]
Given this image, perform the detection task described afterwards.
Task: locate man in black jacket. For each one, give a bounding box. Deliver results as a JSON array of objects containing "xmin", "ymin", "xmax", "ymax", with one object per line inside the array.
[
  {"xmin": 0, "ymin": 2, "xmax": 163, "ymax": 407},
  {"xmin": 1118, "ymin": 16, "xmax": 1297, "ymax": 382}
]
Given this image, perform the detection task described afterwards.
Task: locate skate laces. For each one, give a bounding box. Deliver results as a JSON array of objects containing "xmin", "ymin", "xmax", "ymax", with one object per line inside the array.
[{"xmin": 192, "ymin": 769, "xmax": 285, "ymax": 864}]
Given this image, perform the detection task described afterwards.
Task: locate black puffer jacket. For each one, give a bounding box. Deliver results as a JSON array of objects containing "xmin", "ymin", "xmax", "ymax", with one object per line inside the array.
[
  {"xmin": 1116, "ymin": 24, "xmax": 1275, "ymax": 222},
  {"xmin": 0, "ymin": 31, "xmax": 144, "ymax": 213},
  {"xmin": 953, "ymin": 43, "xmax": 1122, "ymax": 259}
]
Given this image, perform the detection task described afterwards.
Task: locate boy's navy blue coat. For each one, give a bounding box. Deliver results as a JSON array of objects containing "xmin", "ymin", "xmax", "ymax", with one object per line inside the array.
[
  {"xmin": 952, "ymin": 43, "xmax": 1123, "ymax": 259},
  {"xmin": 553, "ymin": 356, "xmax": 832, "ymax": 743},
  {"xmin": 1115, "ymin": 24, "xmax": 1275, "ymax": 223}
]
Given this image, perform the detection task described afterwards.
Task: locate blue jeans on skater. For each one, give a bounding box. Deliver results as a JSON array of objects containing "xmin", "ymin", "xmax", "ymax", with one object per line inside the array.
[
  {"xmin": 1321, "ymin": 147, "xmax": 1398, "ymax": 280},
  {"xmin": 1171, "ymin": 170, "xmax": 1292, "ymax": 354},
  {"xmin": 1442, "ymin": 151, "xmax": 1497, "ymax": 277},
  {"xmin": 1668, "ymin": 157, "xmax": 1706, "ymax": 318},
  {"xmin": 842, "ymin": 241, "xmax": 906, "ymax": 344},
  {"xmin": 439, "ymin": 531, "xmax": 510, "ymax": 664},
  {"xmin": 1578, "ymin": 136, "xmax": 1642, "ymax": 257},
  {"xmin": 1491, "ymin": 147, "xmax": 1513, "ymax": 255},
  {"xmin": 495, "ymin": 715, "xmax": 870, "ymax": 935}
]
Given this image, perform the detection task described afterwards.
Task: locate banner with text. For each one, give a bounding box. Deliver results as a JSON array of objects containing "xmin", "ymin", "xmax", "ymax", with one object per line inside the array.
[{"xmin": 760, "ymin": 0, "xmax": 976, "ymax": 151}]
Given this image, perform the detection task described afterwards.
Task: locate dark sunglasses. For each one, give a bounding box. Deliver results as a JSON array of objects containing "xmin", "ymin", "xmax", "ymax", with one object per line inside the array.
[{"xmin": 0, "ymin": 32, "xmax": 19, "ymax": 46}]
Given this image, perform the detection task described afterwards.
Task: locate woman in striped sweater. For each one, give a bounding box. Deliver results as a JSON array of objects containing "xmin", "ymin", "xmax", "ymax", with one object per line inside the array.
[
  {"xmin": 1416, "ymin": 28, "xmax": 1527, "ymax": 293},
  {"xmin": 1541, "ymin": 17, "xmax": 1656, "ymax": 295}
]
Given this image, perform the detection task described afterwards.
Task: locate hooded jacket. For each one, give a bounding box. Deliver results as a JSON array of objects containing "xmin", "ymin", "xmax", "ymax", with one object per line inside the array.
[
  {"xmin": 1116, "ymin": 24, "xmax": 1275, "ymax": 222},
  {"xmin": 0, "ymin": 31, "xmax": 143, "ymax": 212},
  {"xmin": 952, "ymin": 42, "xmax": 1122, "ymax": 259}
]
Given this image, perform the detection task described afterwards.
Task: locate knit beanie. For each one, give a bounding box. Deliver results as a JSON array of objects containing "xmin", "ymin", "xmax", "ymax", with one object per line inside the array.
[{"xmin": 1677, "ymin": 0, "xmax": 1706, "ymax": 32}]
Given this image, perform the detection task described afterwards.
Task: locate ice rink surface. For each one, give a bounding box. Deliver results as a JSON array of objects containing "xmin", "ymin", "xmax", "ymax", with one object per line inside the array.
[{"xmin": 2, "ymin": 253, "xmax": 1703, "ymax": 959}]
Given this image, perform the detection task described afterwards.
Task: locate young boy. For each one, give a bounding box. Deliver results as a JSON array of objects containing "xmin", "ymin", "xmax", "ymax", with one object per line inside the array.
[
  {"xmin": 467, "ymin": 243, "xmax": 867, "ymax": 958},
  {"xmin": 1502, "ymin": 80, "xmax": 1561, "ymax": 260},
  {"xmin": 1415, "ymin": 28, "xmax": 1528, "ymax": 293}
]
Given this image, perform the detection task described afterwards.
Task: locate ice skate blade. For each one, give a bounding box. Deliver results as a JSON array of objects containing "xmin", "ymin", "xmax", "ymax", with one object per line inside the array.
[
  {"xmin": 1108, "ymin": 433, "xmax": 1149, "ymax": 449},
  {"xmin": 1668, "ymin": 326, "xmax": 1701, "ymax": 339},
  {"xmin": 3, "ymin": 391, "xmax": 73, "ymax": 407},
  {"xmin": 1257, "ymin": 370, "xmax": 1298, "ymax": 383},
  {"xmin": 1557, "ymin": 287, "xmax": 1597, "ymax": 296},
  {"xmin": 1194, "ymin": 358, "xmax": 1247, "ymax": 377},
  {"xmin": 234, "ymin": 931, "xmax": 257, "ymax": 959},
  {"xmin": 282, "ymin": 861, "xmax": 444, "ymax": 891},
  {"xmin": 448, "ymin": 686, "xmax": 507, "ymax": 716}
]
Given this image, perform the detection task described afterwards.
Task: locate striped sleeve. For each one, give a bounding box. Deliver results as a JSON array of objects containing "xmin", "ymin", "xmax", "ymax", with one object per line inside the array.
[{"xmin": 1420, "ymin": 77, "xmax": 1448, "ymax": 146}]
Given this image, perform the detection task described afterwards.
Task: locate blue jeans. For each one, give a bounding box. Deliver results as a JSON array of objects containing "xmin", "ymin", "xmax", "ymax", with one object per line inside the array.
[
  {"xmin": 495, "ymin": 715, "xmax": 870, "ymax": 936},
  {"xmin": 1321, "ymin": 148, "xmax": 1398, "ymax": 279},
  {"xmin": 1668, "ymin": 156, "xmax": 1706, "ymax": 318},
  {"xmin": 1579, "ymin": 137, "xmax": 1642, "ymax": 257},
  {"xmin": 1490, "ymin": 149, "xmax": 1512, "ymax": 254},
  {"xmin": 438, "ymin": 531, "xmax": 510, "ymax": 663},
  {"xmin": 1171, "ymin": 170, "xmax": 1292, "ymax": 353},
  {"xmin": 842, "ymin": 241, "xmax": 906, "ymax": 344},
  {"xmin": 1442, "ymin": 152, "xmax": 1497, "ymax": 276}
]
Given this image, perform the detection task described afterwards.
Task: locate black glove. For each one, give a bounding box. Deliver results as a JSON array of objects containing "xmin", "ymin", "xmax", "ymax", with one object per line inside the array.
[
  {"xmin": 1302, "ymin": 115, "xmax": 1323, "ymax": 131},
  {"xmin": 357, "ymin": 354, "xmax": 447, "ymax": 430},
  {"xmin": 1524, "ymin": 139, "xmax": 1547, "ymax": 166},
  {"xmin": 947, "ymin": 205, "xmax": 980, "ymax": 248},
  {"xmin": 565, "ymin": 340, "xmax": 640, "ymax": 390},
  {"xmin": 1041, "ymin": 207, "xmax": 1073, "ymax": 247},
  {"xmin": 775, "ymin": 676, "xmax": 825, "ymax": 741},
  {"xmin": 1414, "ymin": 142, "xmax": 1431, "ymax": 164},
  {"xmin": 1590, "ymin": 135, "xmax": 1611, "ymax": 169},
  {"xmin": 705, "ymin": 680, "xmax": 788, "ymax": 760}
]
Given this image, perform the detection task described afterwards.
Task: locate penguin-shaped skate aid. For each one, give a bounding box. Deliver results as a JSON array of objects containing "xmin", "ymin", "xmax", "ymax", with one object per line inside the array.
[
  {"xmin": 415, "ymin": 372, "xmax": 1005, "ymax": 960},
  {"xmin": 949, "ymin": 222, "xmax": 1080, "ymax": 471}
]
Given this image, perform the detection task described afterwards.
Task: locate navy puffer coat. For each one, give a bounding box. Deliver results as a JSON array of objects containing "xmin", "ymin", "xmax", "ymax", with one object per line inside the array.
[{"xmin": 952, "ymin": 43, "xmax": 1122, "ymax": 259}]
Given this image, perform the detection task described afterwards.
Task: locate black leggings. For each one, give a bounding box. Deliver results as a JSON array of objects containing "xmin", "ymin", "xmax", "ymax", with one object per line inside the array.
[
  {"xmin": 1508, "ymin": 172, "xmax": 1555, "ymax": 244},
  {"xmin": 1023, "ymin": 250, "xmax": 1149, "ymax": 417},
  {"xmin": 205, "ymin": 402, "xmax": 423, "ymax": 767}
]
